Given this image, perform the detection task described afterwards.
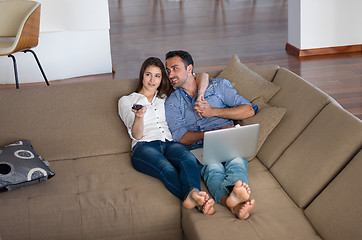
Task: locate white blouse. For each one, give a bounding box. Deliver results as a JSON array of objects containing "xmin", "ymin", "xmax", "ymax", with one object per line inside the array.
[{"xmin": 118, "ymin": 92, "xmax": 173, "ymax": 148}]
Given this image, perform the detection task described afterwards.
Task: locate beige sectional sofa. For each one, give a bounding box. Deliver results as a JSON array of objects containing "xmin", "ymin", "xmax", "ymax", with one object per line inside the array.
[{"xmin": 0, "ymin": 56, "xmax": 361, "ymax": 240}]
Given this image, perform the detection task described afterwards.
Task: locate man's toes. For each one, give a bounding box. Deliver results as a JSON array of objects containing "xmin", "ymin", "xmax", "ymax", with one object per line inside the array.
[{"xmin": 234, "ymin": 180, "xmax": 242, "ymax": 187}]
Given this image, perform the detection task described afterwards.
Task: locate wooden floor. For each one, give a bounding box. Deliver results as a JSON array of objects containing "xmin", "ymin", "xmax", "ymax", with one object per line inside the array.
[{"xmin": 2, "ymin": 0, "xmax": 362, "ymax": 120}]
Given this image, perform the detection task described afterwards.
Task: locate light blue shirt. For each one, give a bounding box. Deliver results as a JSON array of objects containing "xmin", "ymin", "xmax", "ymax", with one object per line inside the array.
[{"xmin": 165, "ymin": 78, "xmax": 254, "ymax": 145}]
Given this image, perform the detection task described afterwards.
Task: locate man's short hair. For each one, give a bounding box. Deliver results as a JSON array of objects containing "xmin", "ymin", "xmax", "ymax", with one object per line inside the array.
[{"xmin": 166, "ymin": 50, "xmax": 194, "ymax": 69}]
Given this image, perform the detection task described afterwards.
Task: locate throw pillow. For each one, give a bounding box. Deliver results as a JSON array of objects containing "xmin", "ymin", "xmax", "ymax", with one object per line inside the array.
[
  {"xmin": 217, "ymin": 54, "xmax": 280, "ymax": 102},
  {"xmin": 236, "ymin": 97, "xmax": 286, "ymax": 154},
  {"xmin": 0, "ymin": 140, "xmax": 55, "ymax": 193}
]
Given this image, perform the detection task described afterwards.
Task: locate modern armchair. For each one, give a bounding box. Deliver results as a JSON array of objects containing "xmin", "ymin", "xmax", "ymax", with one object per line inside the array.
[{"xmin": 0, "ymin": 1, "xmax": 49, "ymax": 89}]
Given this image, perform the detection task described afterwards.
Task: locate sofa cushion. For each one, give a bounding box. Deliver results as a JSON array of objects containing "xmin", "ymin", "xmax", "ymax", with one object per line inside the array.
[
  {"xmin": 182, "ymin": 158, "xmax": 321, "ymax": 240},
  {"xmin": 304, "ymin": 150, "xmax": 362, "ymax": 240},
  {"xmin": 257, "ymin": 68, "xmax": 331, "ymax": 168},
  {"xmin": 0, "ymin": 153, "xmax": 183, "ymax": 240},
  {"xmin": 270, "ymin": 102, "xmax": 362, "ymax": 208},
  {"xmin": 248, "ymin": 64, "xmax": 280, "ymax": 82},
  {"xmin": 0, "ymin": 198, "xmax": 30, "ymax": 239},
  {"xmin": 0, "ymin": 140, "xmax": 55, "ymax": 192},
  {"xmin": 237, "ymin": 97, "xmax": 286, "ymax": 153},
  {"xmin": 0, "ymin": 79, "xmax": 140, "ymax": 161},
  {"xmin": 73, "ymin": 154, "xmax": 183, "ymax": 240},
  {"xmin": 207, "ymin": 65, "xmax": 279, "ymax": 82},
  {"xmin": 217, "ymin": 54, "xmax": 280, "ymax": 102}
]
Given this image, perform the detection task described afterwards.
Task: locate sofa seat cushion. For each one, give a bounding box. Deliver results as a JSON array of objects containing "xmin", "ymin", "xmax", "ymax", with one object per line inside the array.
[
  {"xmin": 0, "ymin": 153, "xmax": 183, "ymax": 240},
  {"xmin": 182, "ymin": 158, "xmax": 321, "ymax": 240}
]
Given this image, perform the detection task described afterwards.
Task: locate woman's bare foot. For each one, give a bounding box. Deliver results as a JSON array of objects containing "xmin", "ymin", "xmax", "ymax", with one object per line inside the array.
[
  {"xmin": 183, "ymin": 189, "xmax": 215, "ymax": 215},
  {"xmin": 202, "ymin": 198, "xmax": 215, "ymax": 215},
  {"xmin": 226, "ymin": 180, "xmax": 251, "ymax": 208},
  {"xmin": 231, "ymin": 199, "xmax": 255, "ymax": 220}
]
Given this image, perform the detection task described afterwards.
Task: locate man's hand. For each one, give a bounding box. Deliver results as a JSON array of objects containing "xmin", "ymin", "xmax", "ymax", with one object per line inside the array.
[{"xmin": 194, "ymin": 96, "xmax": 214, "ymax": 118}]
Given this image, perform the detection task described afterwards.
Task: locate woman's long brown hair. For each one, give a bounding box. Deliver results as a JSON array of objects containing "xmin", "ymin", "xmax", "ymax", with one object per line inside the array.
[{"xmin": 136, "ymin": 57, "xmax": 173, "ymax": 98}]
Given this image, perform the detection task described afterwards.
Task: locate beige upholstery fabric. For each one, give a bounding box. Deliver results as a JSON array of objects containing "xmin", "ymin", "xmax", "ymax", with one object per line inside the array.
[
  {"xmin": 206, "ymin": 65, "xmax": 279, "ymax": 83},
  {"xmin": 0, "ymin": 198, "xmax": 30, "ymax": 239},
  {"xmin": 238, "ymin": 97, "xmax": 286, "ymax": 153},
  {"xmin": 0, "ymin": 79, "xmax": 139, "ymax": 161},
  {"xmin": 0, "ymin": 61, "xmax": 361, "ymax": 240},
  {"xmin": 217, "ymin": 54, "xmax": 280, "ymax": 102},
  {"xmin": 182, "ymin": 158, "xmax": 322, "ymax": 240},
  {"xmin": 257, "ymin": 68, "xmax": 331, "ymax": 168},
  {"xmin": 0, "ymin": 153, "xmax": 183, "ymax": 240},
  {"xmin": 270, "ymin": 102, "xmax": 362, "ymax": 208},
  {"xmin": 305, "ymin": 150, "xmax": 362, "ymax": 240},
  {"xmin": 248, "ymin": 64, "xmax": 280, "ymax": 82}
]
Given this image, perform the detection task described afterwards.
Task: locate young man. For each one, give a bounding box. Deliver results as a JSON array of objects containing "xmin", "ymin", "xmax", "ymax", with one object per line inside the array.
[{"xmin": 164, "ymin": 50, "xmax": 256, "ymax": 219}]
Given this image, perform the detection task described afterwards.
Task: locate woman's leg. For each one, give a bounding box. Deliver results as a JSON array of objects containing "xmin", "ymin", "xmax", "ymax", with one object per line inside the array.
[
  {"xmin": 163, "ymin": 141, "xmax": 201, "ymax": 200},
  {"xmin": 163, "ymin": 141, "xmax": 215, "ymax": 214},
  {"xmin": 131, "ymin": 141, "xmax": 183, "ymax": 200}
]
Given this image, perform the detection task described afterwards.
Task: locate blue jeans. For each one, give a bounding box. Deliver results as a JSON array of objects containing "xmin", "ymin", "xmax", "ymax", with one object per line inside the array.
[
  {"xmin": 132, "ymin": 140, "xmax": 201, "ymax": 201},
  {"xmin": 200, "ymin": 157, "xmax": 249, "ymax": 203}
]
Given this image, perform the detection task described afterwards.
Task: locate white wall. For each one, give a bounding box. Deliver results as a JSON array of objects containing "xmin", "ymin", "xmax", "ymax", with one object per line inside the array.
[
  {"xmin": 0, "ymin": 0, "xmax": 113, "ymax": 84},
  {"xmin": 288, "ymin": 0, "xmax": 362, "ymax": 50}
]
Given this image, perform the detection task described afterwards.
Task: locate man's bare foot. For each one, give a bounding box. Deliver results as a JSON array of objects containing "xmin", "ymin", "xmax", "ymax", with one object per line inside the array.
[
  {"xmin": 231, "ymin": 199, "xmax": 255, "ymax": 220},
  {"xmin": 226, "ymin": 180, "xmax": 251, "ymax": 208},
  {"xmin": 183, "ymin": 189, "xmax": 215, "ymax": 215}
]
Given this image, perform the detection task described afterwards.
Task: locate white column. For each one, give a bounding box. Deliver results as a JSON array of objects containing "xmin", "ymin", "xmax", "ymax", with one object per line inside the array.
[{"xmin": 288, "ymin": 0, "xmax": 362, "ymax": 50}]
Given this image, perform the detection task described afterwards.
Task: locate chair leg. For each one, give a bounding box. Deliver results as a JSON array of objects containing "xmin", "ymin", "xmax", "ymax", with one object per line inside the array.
[
  {"xmin": 8, "ymin": 54, "xmax": 19, "ymax": 89},
  {"xmin": 23, "ymin": 49, "xmax": 50, "ymax": 86}
]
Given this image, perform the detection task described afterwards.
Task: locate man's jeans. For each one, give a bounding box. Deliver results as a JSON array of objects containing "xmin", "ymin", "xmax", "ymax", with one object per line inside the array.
[
  {"xmin": 200, "ymin": 157, "xmax": 249, "ymax": 203},
  {"xmin": 132, "ymin": 140, "xmax": 201, "ymax": 201}
]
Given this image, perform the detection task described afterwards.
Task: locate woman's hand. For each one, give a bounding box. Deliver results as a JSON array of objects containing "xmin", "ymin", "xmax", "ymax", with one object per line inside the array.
[
  {"xmin": 132, "ymin": 105, "xmax": 147, "ymax": 118},
  {"xmin": 131, "ymin": 105, "xmax": 147, "ymax": 140}
]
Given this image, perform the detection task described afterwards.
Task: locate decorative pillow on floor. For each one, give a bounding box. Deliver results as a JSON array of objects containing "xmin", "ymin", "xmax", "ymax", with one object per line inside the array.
[
  {"xmin": 236, "ymin": 97, "xmax": 286, "ymax": 154},
  {"xmin": 0, "ymin": 140, "xmax": 55, "ymax": 192},
  {"xmin": 217, "ymin": 54, "xmax": 280, "ymax": 102}
]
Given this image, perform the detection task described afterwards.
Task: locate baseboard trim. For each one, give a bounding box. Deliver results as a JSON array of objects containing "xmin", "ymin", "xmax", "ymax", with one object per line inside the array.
[{"xmin": 285, "ymin": 43, "xmax": 362, "ymax": 57}]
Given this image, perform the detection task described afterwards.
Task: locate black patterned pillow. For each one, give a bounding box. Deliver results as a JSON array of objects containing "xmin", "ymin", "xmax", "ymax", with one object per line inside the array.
[{"xmin": 0, "ymin": 140, "xmax": 55, "ymax": 193}]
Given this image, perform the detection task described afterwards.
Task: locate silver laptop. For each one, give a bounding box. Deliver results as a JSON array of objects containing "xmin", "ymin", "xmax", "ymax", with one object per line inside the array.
[{"xmin": 190, "ymin": 124, "xmax": 259, "ymax": 165}]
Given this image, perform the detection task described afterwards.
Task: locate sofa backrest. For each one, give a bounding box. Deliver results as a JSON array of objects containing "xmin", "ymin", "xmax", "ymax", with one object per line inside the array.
[
  {"xmin": 304, "ymin": 149, "xmax": 362, "ymax": 240},
  {"xmin": 270, "ymin": 101, "xmax": 362, "ymax": 208},
  {"xmin": 0, "ymin": 78, "xmax": 139, "ymax": 161},
  {"xmin": 256, "ymin": 67, "xmax": 362, "ymax": 239},
  {"xmin": 259, "ymin": 67, "xmax": 362, "ymax": 209},
  {"xmin": 257, "ymin": 68, "xmax": 331, "ymax": 168}
]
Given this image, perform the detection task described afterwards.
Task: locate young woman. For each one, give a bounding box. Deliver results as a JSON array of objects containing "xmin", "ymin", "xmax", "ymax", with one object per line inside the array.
[{"xmin": 118, "ymin": 57, "xmax": 215, "ymax": 214}]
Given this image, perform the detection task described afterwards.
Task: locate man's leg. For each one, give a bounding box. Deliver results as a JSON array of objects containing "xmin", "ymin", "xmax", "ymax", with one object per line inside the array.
[
  {"xmin": 224, "ymin": 157, "xmax": 249, "ymax": 185},
  {"xmin": 218, "ymin": 157, "xmax": 249, "ymax": 207},
  {"xmin": 200, "ymin": 163, "xmax": 228, "ymax": 204},
  {"xmin": 222, "ymin": 157, "xmax": 255, "ymax": 219}
]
